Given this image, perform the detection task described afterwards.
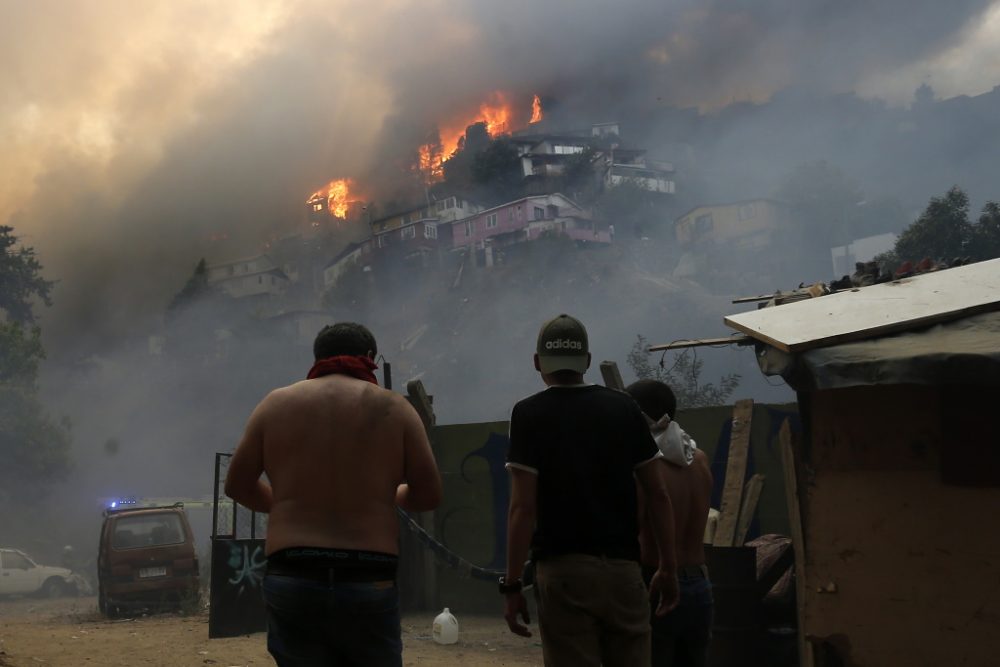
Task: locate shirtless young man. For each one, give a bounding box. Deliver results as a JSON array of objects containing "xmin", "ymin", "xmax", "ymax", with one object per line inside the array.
[
  {"xmin": 225, "ymin": 322, "xmax": 442, "ymax": 667},
  {"xmin": 626, "ymin": 379, "xmax": 714, "ymax": 667}
]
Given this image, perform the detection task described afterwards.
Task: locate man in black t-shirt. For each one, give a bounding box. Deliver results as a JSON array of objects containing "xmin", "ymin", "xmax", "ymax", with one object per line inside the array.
[{"xmin": 501, "ymin": 314, "xmax": 679, "ymax": 667}]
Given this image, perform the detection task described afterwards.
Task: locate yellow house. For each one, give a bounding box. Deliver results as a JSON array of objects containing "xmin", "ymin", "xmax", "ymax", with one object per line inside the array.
[{"xmin": 674, "ymin": 199, "xmax": 790, "ymax": 248}]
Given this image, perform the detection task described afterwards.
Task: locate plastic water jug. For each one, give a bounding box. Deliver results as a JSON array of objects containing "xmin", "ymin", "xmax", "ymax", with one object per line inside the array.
[{"xmin": 432, "ymin": 607, "xmax": 459, "ymax": 645}]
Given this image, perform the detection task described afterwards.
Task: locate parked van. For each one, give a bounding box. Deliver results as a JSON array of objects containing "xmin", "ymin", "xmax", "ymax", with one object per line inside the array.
[{"xmin": 97, "ymin": 503, "xmax": 200, "ymax": 615}]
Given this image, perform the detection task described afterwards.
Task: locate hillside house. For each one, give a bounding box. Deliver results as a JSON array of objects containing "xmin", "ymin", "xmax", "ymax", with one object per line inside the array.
[
  {"xmin": 322, "ymin": 240, "xmax": 372, "ymax": 290},
  {"xmin": 724, "ymin": 259, "xmax": 1000, "ymax": 667},
  {"xmin": 369, "ymin": 196, "xmax": 482, "ymax": 265},
  {"xmin": 449, "ymin": 193, "xmax": 608, "ymax": 264},
  {"xmin": 206, "ymin": 255, "xmax": 290, "ymax": 299},
  {"xmin": 675, "ymin": 199, "xmax": 791, "ymax": 249}
]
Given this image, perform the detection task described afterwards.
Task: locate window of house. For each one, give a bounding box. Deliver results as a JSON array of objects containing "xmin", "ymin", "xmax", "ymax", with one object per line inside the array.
[
  {"xmin": 258, "ymin": 275, "xmax": 263, "ymax": 285},
  {"xmin": 313, "ymin": 203, "xmax": 323, "ymax": 212},
  {"xmin": 401, "ymin": 226, "xmax": 416, "ymax": 240},
  {"xmin": 401, "ymin": 213, "xmax": 410, "ymax": 225},
  {"xmin": 508, "ymin": 208, "xmax": 515, "ymax": 221},
  {"xmin": 378, "ymin": 234, "xmax": 388, "ymax": 248},
  {"xmin": 738, "ymin": 203, "xmax": 755, "ymax": 221},
  {"xmin": 517, "ymin": 205, "xmax": 522, "ymax": 217},
  {"xmin": 424, "ymin": 224, "xmax": 438, "ymax": 239},
  {"xmin": 534, "ymin": 206, "xmax": 545, "ymax": 220},
  {"xmin": 486, "ymin": 213, "xmax": 498, "ymax": 228},
  {"xmin": 465, "ymin": 220, "xmax": 475, "ymax": 237},
  {"xmin": 436, "ymin": 200, "xmax": 445, "ymax": 213},
  {"xmin": 695, "ymin": 214, "xmax": 714, "ymax": 235}
]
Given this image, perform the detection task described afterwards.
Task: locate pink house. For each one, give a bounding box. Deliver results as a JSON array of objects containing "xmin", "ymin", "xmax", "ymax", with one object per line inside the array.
[{"xmin": 449, "ymin": 193, "xmax": 609, "ymax": 252}]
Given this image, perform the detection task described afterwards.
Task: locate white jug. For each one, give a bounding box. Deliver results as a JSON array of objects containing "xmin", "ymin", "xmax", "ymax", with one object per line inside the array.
[{"xmin": 432, "ymin": 607, "xmax": 459, "ymax": 645}]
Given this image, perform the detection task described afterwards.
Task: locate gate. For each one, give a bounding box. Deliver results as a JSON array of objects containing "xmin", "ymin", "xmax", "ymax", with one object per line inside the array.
[{"xmin": 208, "ymin": 452, "xmax": 268, "ymax": 639}]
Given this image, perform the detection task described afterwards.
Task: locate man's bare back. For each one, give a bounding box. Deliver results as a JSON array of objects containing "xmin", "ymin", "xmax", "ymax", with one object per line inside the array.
[
  {"xmin": 640, "ymin": 449, "xmax": 713, "ymax": 568},
  {"xmin": 225, "ymin": 373, "xmax": 442, "ymax": 556}
]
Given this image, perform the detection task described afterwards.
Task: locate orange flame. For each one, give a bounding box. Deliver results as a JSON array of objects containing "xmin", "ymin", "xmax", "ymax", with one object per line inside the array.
[
  {"xmin": 418, "ymin": 92, "xmax": 517, "ymax": 182},
  {"xmin": 530, "ymin": 94, "xmax": 543, "ymax": 124},
  {"xmin": 307, "ymin": 178, "xmax": 353, "ymax": 219}
]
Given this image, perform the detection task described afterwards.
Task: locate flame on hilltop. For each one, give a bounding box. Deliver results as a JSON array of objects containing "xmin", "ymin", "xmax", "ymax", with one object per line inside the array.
[
  {"xmin": 307, "ymin": 178, "xmax": 353, "ymax": 219},
  {"xmin": 530, "ymin": 94, "xmax": 543, "ymax": 124},
  {"xmin": 420, "ymin": 91, "xmax": 537, "ymax": 182}
]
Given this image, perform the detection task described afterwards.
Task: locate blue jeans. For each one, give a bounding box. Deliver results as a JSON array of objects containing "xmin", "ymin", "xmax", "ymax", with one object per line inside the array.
[
  {"xmin": 646, "ymin": 571, "xmax": 713, "ymax": 667},
  {"xmin": 262, "ymin": 574, "xmax": 402, "ymax": 667}
]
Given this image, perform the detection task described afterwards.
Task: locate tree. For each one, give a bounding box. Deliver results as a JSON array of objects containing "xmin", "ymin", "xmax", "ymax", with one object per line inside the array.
[
  {"xmin": 893, "ymin": 186, "xmax": 972, "ymax": 262},
  {"xmin": 0, "ymin": 225, "xmax": 54, "ymax": 324},
  {"xmin": 167, "ymin": 258, "xmax": 210, "ymax": 317},
  {"xmin": 0, "ymin": 227, "xmax": 71, "ymax": 498},
  {"xmin": 471, "ymin": 139, "xmax": 523, "ymax": 204},
  {"xmin": 626, "ymin": 335, "xmax": 740, "ymax": 408},
  {"xmin": 972, "ymin": 201, "xmax": 1000, "ymax": 260}
]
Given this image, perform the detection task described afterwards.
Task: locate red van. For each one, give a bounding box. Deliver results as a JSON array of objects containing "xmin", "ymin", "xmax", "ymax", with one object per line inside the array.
[{"xmin": 97, "ymin": 504, "xmax": 200, "ymax": 616}]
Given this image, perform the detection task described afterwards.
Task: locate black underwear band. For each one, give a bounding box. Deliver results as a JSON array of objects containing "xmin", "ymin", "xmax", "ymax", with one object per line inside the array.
[{"xmin": 267, "ymin": 547, "xmax": 398, "ymax": 582}]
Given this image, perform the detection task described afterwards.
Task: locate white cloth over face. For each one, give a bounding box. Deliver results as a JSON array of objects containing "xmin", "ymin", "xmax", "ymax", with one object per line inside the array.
[{"xmin": 645, "ymin": 413, "xmax": 697, "ymax": 466}]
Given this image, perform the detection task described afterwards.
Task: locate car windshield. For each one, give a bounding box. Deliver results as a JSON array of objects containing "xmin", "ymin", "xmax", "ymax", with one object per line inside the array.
[{"xmin": 112, "ymin": 513, "xmax": 185, "ymax": 549}]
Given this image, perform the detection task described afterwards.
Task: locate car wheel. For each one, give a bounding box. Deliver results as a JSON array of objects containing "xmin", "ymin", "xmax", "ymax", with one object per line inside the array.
[{"xmin": 42, "ymin": 578, "xmax": 65, "ymax": 599}]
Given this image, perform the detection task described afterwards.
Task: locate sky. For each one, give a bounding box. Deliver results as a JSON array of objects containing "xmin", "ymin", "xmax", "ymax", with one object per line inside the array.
[{"xmin": 3, "ymin": 0, "xmax": 1000, "ymax": 344}]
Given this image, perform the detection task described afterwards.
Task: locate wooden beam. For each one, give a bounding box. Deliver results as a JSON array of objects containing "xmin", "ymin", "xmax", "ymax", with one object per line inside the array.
[
  {"xmin": 599, "ymin": 361, "xmax": 625, "ymax": 391},
  {"xmin": 404, "ymin": 378, "xmax": 437, "ymax": 610},
  {"xmin": 734, "ymin": 473, "xmax": 766, "ymax": 546},
  {"xmin": 713, "ymin": 399, "xmax": 754, "ymax": 547},
  {"xmin": 406, "ymin": 379, "xmax": 436, "ymax": 430},
  {"xmin": 756, "ymin": 543, "xmax": 794, "ymax": 599},
  {"xmin": 648, "ymin": 336, "xmax": 753, "ymax": 351},
  {"xmin": 780, "ymin": 418, "xmax": 812, "ymax": 667}
]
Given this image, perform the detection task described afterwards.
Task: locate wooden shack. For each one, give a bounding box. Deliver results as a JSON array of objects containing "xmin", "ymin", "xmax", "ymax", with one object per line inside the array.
[{"xmin": 724, "ymin": 258, "xmax": 1000, "ymax": 666}]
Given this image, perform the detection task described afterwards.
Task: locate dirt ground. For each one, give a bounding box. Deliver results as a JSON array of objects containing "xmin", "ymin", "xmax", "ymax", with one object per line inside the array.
[{"xmin": 0, "ymin": 597, "xmax": 543, "ymax": 666}]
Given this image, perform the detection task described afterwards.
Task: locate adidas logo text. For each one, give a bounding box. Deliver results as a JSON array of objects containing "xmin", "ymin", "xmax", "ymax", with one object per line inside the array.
[{"xmin": 545, "ymin": 339, "xmax": 583, "ymax": 351}]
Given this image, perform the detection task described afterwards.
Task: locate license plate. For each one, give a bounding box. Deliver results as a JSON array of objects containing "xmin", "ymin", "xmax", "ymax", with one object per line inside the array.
[{"xmin": 139, "ymin": 566, "xmax": 167, "ymax": 578}]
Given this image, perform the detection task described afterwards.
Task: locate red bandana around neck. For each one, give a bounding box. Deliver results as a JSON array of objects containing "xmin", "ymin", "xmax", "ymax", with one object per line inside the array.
[{"xmin": 307, "ymin": 355, "xmax": 379, "ymax": 385}]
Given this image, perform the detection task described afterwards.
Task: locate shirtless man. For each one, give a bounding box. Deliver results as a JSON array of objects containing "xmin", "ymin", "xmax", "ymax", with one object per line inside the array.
[
  {"xmin": 626, "ymin": 379, "xmax": 714, "ymax": 667},
  {"xmin": 225, "ymin": 322, "xmax": 442, "ymax": 667}
]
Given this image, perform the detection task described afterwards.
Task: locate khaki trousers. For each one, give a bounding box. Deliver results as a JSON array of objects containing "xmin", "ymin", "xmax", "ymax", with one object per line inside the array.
[{"xmin": 534, "ymin": 554, "xmax": 651, "ymax": 667}]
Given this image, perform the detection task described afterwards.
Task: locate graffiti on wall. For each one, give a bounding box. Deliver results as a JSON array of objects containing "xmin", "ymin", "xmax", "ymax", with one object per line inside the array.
[{"xmin": 208, "ymin": 538, "xmax": 267, "ymax": 639}]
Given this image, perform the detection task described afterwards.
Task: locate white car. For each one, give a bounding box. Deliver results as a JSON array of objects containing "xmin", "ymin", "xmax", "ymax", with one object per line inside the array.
[{"xmin": 0, "ymin": 548, "xmax": 81, "ymax": 598}]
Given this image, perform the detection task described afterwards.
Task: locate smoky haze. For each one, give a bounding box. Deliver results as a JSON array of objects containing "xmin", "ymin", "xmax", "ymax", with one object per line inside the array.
[{"xmin": 4, "ymin": 0, "xmax": 1000, "ymax": 561}]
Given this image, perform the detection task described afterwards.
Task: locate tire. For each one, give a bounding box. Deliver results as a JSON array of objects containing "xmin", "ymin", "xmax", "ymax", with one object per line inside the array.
[{"xmin": 41, "ymin": 578, "xmax": 65, "ymax": 599}]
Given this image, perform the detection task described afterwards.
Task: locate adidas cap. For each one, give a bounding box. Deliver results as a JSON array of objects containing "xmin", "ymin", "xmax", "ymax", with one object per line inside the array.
[{"xmin": 536, "ymin": 313, "xmax": 589, "ymax": 374}]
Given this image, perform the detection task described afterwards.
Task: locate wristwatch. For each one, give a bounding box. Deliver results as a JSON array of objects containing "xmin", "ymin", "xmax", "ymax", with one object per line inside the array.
[{"xmin": 498, "ymin": 576, "xmax": 523, "ymax": 595}]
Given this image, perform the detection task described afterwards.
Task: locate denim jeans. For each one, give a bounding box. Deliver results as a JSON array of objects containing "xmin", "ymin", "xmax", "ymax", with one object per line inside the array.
[
  {"xmin": 262, "ymin": 573, "xmax": 402, "ymax": 667},
  {"xmin": 646, "ymin": 571, "xmax": 713, "ymax": 667}
]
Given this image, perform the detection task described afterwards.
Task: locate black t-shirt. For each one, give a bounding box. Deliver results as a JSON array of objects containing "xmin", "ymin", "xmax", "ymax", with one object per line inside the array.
[{"xmin": 506, "ymin": 384, "xmax": 659, "ymax": 561}]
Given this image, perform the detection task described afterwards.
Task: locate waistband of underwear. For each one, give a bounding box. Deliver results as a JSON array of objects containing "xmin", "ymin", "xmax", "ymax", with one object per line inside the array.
[
  {"xmin": 642, "ymin": 563, "xmax": 709, "ymax": 581},
  {"xmin": 267, "ymin": 547, "xmax": 398, "ymax": 582}
]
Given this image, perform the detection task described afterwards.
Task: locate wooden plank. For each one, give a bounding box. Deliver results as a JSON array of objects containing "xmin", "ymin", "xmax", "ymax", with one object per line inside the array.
[
  {"xmin": 404, "ymin": 379, "xmax": 437, "ymax": 610},
  {"xmin": 734, "ymin": 473, "xmax": 765, "ymax": 545},
  {"xmin": 755, "ymin": 542, "xmax": 794, "ymax": 599},
  {"xmin": 406, "ymin": 379, "xmax": 436, "ymax": 430},
  {"xmin": 712, "ymin": 399, "xmax": 754, "ymax": 547},
  {"xmin": 648, "ymin": 335, "xmax": 752, "ymax": 351},
  {"xmin": 599, "ymin": 361, "xmax": 625, "ymax": 391},
  {"xmin": 779, "ymin": 418, "xmax": 812, "ymax": 667},
  {"xmin": 724, "ymin": 258, "xmax": 1000, "ymax": 353}
]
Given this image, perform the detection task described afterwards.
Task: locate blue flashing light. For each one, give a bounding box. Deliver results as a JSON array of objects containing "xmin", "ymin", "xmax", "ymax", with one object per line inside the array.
[
  {"xmin": 107, "ymin": 496, "xmax": 138, "ymax": 510},
  {"xmin": 111, "ymin": 501, "xmax": 117, "ymax": 508}
]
